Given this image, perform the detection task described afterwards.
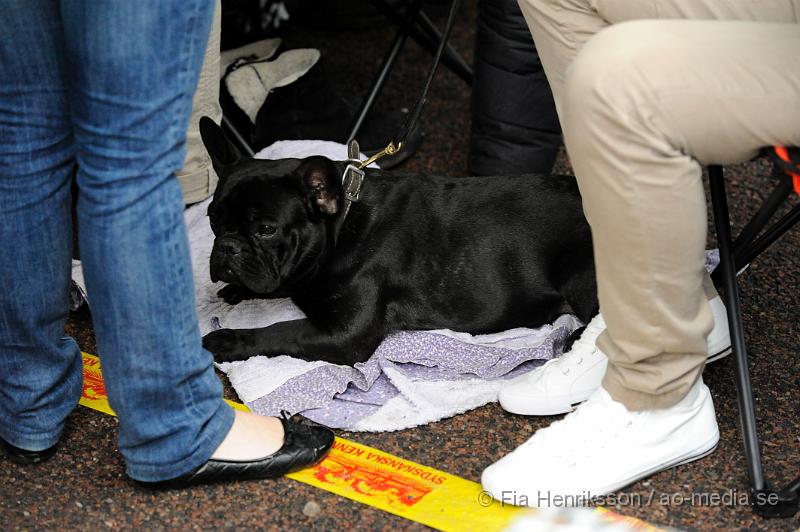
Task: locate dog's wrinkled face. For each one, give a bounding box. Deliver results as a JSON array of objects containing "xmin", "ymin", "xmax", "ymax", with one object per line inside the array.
[{"xmin": 200, "ymin": 117, "xmax": 342, "ymax": 294}]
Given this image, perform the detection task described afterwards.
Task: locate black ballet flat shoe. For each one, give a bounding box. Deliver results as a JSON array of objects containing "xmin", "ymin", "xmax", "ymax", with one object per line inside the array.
[
  {"xmin": 1, "ymin": 437, "xmax": 59, "ymax": 465},
  {"xmin": 139, "ymin": 413, "xmax": 334, "ymax": 490}
]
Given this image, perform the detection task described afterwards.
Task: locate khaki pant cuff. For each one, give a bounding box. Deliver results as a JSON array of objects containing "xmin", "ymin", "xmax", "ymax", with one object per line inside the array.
[
  {"xmin": 176, "ymin": 167, "xmax": 218, "ymax": 205},
  {"xmin": 601, "ymin": 369, "xmax": 702, "ymax": 412}
]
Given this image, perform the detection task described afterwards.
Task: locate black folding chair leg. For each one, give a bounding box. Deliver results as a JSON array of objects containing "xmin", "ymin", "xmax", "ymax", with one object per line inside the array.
[
  {"xmin": 415, "ymin": 10, "xmax": 473, "ymax": 84},
  {"xmin": 347, "ymin": 0, "xmax": 418, "ymax": 142},
  {"xmin": 221, "ymin": 115, "xmax": 255, "ymax": 157},
  {"xmin": 710, "ymin": 174, "xmax": 792, "ymax": 287},
  {"xmin": 738, "ymin": 202, "xmax": 800, "ymax": 270},
  {"xmin": 708, "ymin": 165, "xmax": 800, "ymax": 518},
  {"xmin": 368, "ymin": 0, "xmax": 473, "ymax": 84},
  {"xmin": 709, "ymin": 166, "xmax": 766, "ymax": 489},
  {"xmin": 731, "ymin": 176, "xmax": 793, "ymax": 256}
]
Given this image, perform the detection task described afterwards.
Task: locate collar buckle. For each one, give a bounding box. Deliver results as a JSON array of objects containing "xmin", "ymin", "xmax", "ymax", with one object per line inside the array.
[
  {"xmin": 343, "ymin": 164, "xmax": 365, "ymax": 202},
  {"xmin": 343, "ymin": 139, "xmax": 366, "ymax": 203}
]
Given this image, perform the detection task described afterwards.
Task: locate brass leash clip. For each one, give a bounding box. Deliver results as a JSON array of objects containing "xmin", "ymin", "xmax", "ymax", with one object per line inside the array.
[
  {"xmin": 355, "ymin": 140, "xmax": 403, "ymax": 170},
  {"xmin": 341, "ymin": 139, "xmax": 404, "ymax": 203}
]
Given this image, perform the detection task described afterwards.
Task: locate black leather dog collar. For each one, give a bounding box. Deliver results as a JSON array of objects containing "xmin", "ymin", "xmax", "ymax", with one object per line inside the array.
[{"xmin": 339, "ymin": 139, "xmax": 367, "ymax": 223}]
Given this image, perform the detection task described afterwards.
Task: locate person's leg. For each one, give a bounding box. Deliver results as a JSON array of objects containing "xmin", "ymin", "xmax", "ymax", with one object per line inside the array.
[
  {"xmin": 177, "ymin": 0, "xmax": 223, "ymax": 205},
  {"xmin": 483, "ymin": 18, "xmax": 800, "ymax": 503},
  {"xmin": 515, "ymin": 0, "xmax": 792, "ymax": 115},
  {"xmin": 564, "ymin": 18, "xmax": 800, "ymax": 408},
  {"xmin": 0, "ymin": 0, "xmax": 81, "ymax": 454},
  {"xmin": 468, "ymin": 0, "xmax": 561, "ymax": 176},
  {"xmin": 514, "ymin": 0, "xmax": 643, "ymax": 116},
  {"xmin": 500, "ymin": 0, "xmax": 800, "ymax": 415},
  {"xmin": 61, "ymin": 0, "xmax": 234, "ymax": 481}
]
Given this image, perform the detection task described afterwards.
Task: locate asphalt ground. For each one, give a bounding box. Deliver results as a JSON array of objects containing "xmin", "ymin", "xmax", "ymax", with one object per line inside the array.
[{"xmin": 2, "ymin": 2, "xmax": 798, "ymax": 530}]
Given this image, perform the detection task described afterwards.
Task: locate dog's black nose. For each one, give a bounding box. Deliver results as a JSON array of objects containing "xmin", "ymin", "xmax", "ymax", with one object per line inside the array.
[{"xmin": 219, "ymin": 240, "xmax": 243, "ymax": 256}]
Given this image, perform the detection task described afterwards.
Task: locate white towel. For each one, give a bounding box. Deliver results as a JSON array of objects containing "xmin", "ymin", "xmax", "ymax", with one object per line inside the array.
[{"xmin": 72, "ymin": 139, "xmax": 580, "ymax": 431}]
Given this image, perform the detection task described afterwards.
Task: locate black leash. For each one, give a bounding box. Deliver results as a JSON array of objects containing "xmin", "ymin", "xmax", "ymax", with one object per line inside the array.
[
  {"xmin": 337, "ymin": 0, "xmax": 462, "ymax": 232},
  {"xmin": 348, "ymin": 0, "xmax": 463, "ymax": 169},
  {"xmin": 333, "ymin": 0, "xmax": 462, "ymax": 245},
  {"xmin": 391, "ymin": 0, "xmax": 462, "ymax": 152}
]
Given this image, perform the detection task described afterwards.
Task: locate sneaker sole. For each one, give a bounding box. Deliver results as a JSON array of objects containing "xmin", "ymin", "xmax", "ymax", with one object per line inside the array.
[
  {"xmin": 483, "ymin": 425, "xmax": 721, "ymax": 509},
  {"xmin": 498, "ymin": 391, "xmax": 591, "ymax": 417},
  {"xmin": 706, "ymin": 345, "xmax": 731, "ymax": 364}
]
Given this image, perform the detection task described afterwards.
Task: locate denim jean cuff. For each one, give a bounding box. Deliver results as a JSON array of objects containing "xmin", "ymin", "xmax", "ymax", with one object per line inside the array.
[
  {"xmin": 124, "ymin": 400, "xmax": 235, "ymax": 482},
  {"xmin": 0, "ymin": 421, "xmax": 63, "ymax": 452}
]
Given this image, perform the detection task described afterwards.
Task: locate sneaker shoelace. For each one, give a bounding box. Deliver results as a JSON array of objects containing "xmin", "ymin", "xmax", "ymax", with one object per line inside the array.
[
  {"xmin": 522, "ymin": 390, "xmax": 634, "ymax": 461},
  {"xmin": 538, "ymin": 313, "xmax": 607, "ymax": 376}
]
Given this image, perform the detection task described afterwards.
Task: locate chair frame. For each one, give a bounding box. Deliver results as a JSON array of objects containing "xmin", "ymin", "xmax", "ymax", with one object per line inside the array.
[
  {"xmin": 220, "ymin": 0, "xmax": 473, "ymax": 158},
  {"xmin": 708, "ymin": 160, "xmax": 800, "ymax": 518},
  {"xmin": 347, "ymin": 0, "xmax": 472, "ymax": 143}
]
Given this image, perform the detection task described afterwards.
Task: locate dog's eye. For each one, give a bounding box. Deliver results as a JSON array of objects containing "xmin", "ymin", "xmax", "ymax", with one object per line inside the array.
[{"xmin": 255, "ymin": 224, "xmax": 276, "ymax": 237}]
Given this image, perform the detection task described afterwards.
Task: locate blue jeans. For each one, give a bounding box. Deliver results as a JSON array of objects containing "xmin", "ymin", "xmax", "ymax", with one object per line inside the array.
[{"xmin": 0, "ymin": 0, "xmax": 234, "ymax": 482}]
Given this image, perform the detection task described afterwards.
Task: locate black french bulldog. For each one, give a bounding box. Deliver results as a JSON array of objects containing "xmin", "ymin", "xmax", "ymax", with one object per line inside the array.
[{"xmin": 199, "ymin": 117, "xmax": 597, "ymax": 366}]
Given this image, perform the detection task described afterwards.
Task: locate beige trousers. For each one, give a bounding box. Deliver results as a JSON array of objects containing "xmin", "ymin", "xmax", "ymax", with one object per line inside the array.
[
  {"xmin": 177, "ymin": 0, "xmax": 222, "ymax": 205},
  {"xmin": 517, "ymin": 0, "xmax": 800, "ymax": 409}
]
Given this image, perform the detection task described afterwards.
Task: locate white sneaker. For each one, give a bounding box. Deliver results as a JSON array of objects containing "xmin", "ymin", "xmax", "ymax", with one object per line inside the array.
[
  {"xmin": 499, "ymin": 296, "xmax": 731, "ymax": 416},
  {"xmin": 705, "ymin": 296, "xmax": 732, "ymax": 362},
  {"xmin": 482, "ymin": 379, "xmax": 720, "ymax": 507}
]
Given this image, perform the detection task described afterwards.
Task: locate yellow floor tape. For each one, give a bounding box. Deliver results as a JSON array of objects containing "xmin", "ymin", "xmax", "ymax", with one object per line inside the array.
[{"xmin": 79, "ymin": 352, "xmax": 659, "ymax": 531}]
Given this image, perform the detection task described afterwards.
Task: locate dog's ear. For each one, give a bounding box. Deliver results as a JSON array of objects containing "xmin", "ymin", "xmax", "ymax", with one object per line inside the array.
[
  {"xmin": 296, "ymin": 156, "xmax": 340, "ymax": 216},
  {"xmin": 199, "ymin": 116, "xmax": 241, "ymax": 179}
]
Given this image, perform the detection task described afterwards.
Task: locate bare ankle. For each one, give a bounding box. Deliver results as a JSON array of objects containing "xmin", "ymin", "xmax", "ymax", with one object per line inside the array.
[{"xmin": 211, "ymin": 410, "xmax": 285, "ymax": 461}]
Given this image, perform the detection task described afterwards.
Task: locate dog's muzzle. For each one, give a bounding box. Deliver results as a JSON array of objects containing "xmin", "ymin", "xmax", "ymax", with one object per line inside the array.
[{"xmin": 209, "ymin": 239, "xmax": 244, "ymax": 284}]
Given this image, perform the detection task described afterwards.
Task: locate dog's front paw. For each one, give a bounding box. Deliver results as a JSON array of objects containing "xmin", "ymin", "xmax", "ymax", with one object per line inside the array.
[
  {"xmin": 203, "ymin": 328, "xmax": 253, "ymax": 362},
  {"xmin": 217, "ymin": 284, "xmax": 256, "ymax": 305}
]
